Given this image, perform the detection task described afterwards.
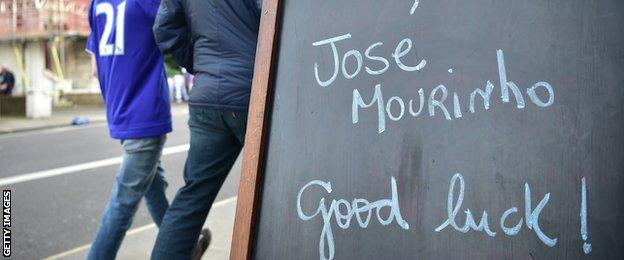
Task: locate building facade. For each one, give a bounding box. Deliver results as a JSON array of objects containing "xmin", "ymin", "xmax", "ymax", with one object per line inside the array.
[{"xmin": 0, "ymin": 0, "xmax": 97, "ymax": 98}]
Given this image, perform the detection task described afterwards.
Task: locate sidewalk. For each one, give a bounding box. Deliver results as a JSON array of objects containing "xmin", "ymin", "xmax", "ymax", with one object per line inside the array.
[
  {"xmin": 55, "ymin": 197, "xmax": 237, "ymax": 260},
  {"xmin": 0, "ymin": 104, "xmax": 189, "ymax": 135}
]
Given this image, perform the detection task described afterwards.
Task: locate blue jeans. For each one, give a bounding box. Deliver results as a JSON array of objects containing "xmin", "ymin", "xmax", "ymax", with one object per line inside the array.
[
  {"xmin": 151, "ymin": 106, "xmax": 247, "ymax": 259},
  {"xmin": 88, "ymin": 136, "xmax": 170, "ymax": 260}
]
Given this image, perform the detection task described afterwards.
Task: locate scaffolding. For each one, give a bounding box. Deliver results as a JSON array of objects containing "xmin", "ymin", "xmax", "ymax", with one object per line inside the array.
[
  {"xmin": 0, "ymin": 0, "xmax": 90, "ymax": 91},
  {"xmin": 0, "ymin": 0, "xmax": 90, "ymax": 41}
]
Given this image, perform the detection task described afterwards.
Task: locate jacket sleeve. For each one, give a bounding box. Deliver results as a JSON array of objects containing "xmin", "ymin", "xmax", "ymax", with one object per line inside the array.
[{"xmin": 153, "ymin": 0, "xmax": 194, "ymax": 73}]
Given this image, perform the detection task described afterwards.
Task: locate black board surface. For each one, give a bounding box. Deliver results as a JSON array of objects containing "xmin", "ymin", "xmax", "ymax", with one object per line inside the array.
[{"xmin": 252, "ymin": 0, "xmax": 624, "ymax": 259}]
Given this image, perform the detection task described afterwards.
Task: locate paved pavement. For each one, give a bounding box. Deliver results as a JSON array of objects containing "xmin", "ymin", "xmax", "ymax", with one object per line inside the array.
[
  {"xmin": 0, "ymin": 103, "xmax": 188, "ymax": 135},
  {"xmin": 55, "ymin": 196, "xmax": 238, "ymax": 260},
  {"xmin": 0, "ymin": 106, "xmax": 239, "ymax": 259},
  {"xmin": 0, "ymin": 106, "xmax": 107, "ymax": 135}
]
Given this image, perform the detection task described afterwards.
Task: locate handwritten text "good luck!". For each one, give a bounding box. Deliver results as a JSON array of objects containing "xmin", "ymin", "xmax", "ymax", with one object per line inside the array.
[
  {"xmin": 297, "ymin": 174, "xmax": 591, "ymax": 260},
  {"xmin": 311, "ymin": 33, "xmax": 555, "ymax": 134}
]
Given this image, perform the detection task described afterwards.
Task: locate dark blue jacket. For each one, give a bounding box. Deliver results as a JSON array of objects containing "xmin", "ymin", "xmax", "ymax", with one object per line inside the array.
[{"xmin": 153, "ymin": 0, "xmax": 262, "ymax": 110}]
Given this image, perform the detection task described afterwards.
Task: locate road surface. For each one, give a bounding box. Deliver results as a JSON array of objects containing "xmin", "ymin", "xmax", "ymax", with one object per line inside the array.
[{"xmin": 0, "ymin": 113, "xmax": 241, "ymax": 259}]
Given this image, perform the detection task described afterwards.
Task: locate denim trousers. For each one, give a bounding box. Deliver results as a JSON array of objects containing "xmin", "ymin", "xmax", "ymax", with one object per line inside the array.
[
  {"xmin": 87, "ymin": 136, "xmax": 169, "ymax": 260},
  {"xmin": 151, "ymin": 106, "xmax": 247, "ymax": 259}
]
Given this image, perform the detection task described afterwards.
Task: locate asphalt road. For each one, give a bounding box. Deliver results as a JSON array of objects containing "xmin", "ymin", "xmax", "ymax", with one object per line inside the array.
[{"xmin": 0, "ymin": 113, "xmax": 242, "ymax": 259}]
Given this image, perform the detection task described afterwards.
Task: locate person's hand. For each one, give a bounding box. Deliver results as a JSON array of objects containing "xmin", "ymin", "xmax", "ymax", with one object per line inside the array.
[{"xmin": 0, "ymin": 83, "xmax": 6, "ymax": 91}]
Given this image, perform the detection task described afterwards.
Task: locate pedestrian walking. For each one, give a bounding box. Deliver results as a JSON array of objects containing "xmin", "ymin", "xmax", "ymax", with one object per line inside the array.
[
  {"xmin": 0, "ymin": 65, "xmax": 15, "ymax": 96},
  {"xmin": 151, "ymin": 0, "xmax": 262, "ymax": 259},
  {"xmin": 85, "ymin": 0, "xmax": 173, "ymax": 258}
]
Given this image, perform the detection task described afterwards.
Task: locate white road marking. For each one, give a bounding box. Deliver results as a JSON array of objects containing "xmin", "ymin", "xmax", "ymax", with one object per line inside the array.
[
  {"xmin": 43, "ymin": 196, "xmax": 238, "ymax": 260},
  {"xmin": 0, "ymin": 144, "xmax": 190, "ymax": 186},
  {"xmin": 42, "ymin": 244, "xmax": 91, "ymax": 260}
]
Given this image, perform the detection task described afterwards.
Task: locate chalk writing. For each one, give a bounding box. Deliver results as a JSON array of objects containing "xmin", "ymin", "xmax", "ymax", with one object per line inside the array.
[
  {"xmin": 410, "ymin": 0, "xmax": 420, "ymax": 15},
  {"xmin": 349, "ymin": 49, "xmax": 555, "ymax": 133},
  {"xmin": 580, "ymin": 177, "xmax": 592, "ymax": 254},
  {"xmin": 435, "ymin": 173, "xmax": 558, "ymax": 247},
  {"xmin": 299, "ymin": 1, "xmax": 595, "ymax": 257},
  {"xmin": 497, "ymin": 50, "xmax": 526, "ymax": 109},
  {"xmin": 312, "ymin": 34, "xmax": 352, "ymax": 87},
  {"xmin": 297, "ymin": 177, "xmax": 409, "ymax": 260},
  {"xmin": 297, "ymin": 174, "xmax": 593, "ymax": 259},
  {"xmin": 312, "ymin": 35, "xmax": 426, "ymax": 88}
]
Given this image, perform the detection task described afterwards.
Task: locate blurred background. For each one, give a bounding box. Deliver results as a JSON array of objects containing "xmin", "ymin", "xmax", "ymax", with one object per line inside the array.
[{"xmin": 0, "ymin": 0, "xmax": 188, "ymax": 118}]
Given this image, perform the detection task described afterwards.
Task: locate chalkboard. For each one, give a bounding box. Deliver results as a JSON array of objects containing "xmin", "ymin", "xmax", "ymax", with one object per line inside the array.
[{"xmin": 231, "ymin": 0, "xmax": 624, "ymax": 259}]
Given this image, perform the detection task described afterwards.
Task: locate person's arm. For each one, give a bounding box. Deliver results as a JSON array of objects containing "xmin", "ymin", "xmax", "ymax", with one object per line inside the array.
[
  {"xmin": 153, "ymin": 0, "xmax": 194, "ymax": 73},
  {"xmin": 85, "ymin": 0, "xmax": 98, "ymax": 78},
  {"xmin": 90, "ymin": 54, "xmax": 97, "ymax": 77}
]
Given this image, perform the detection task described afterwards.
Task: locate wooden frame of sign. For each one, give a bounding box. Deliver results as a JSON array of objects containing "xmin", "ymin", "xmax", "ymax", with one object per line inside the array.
[{"xmin": 230, "ymin": 0, "xmax": 282, "ymax": 259}]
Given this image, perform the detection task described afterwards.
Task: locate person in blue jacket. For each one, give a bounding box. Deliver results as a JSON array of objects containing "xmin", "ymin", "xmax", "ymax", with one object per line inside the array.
[
  {"xmin": 151, "ymin": 0, "xmax": 262, "ymax": 258},
  {"xmin": 85, "ymin": 0, "xmax": 172, "ymax": 258}
]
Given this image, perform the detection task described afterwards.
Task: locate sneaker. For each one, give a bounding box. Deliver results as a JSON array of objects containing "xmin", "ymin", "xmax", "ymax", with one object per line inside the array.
[{"xmin": 191, "ymin": 228, "xmax": 212, "ymax": 260}]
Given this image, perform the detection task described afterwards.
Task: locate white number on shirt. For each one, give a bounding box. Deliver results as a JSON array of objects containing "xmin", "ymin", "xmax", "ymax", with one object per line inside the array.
[{"xmin": 95, "ymin": 1, "xmax": 126, "ymax": 56}]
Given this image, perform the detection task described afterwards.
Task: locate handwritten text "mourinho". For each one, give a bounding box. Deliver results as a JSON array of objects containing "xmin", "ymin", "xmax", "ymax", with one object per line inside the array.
[{"xmin": 311, "ymin": 33, "xmax": 555, "ymax": 134}]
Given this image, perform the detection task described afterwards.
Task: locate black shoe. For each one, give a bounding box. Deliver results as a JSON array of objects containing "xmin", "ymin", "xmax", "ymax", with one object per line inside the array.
[{"xmin": 191, "ymin": 228, "xmax": 212, "ymax": 260}]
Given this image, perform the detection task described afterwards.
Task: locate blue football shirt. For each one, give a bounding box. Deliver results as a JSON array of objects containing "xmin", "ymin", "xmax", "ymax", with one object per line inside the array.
[{"xmin": 87, "ymin": 0, "xmax": 171, "ymax": 139}]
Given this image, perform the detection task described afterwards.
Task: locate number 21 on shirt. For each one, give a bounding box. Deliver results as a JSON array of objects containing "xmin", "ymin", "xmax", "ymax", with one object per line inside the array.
[{"xmin": 95, "ymin": 1, "xmax": 126, "ymax": 56}]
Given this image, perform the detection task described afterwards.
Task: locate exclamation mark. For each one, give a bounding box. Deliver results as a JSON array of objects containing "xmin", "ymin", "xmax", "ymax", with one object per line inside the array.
[{"xmin": 580, "ymin": 177, "xmax": 592, "ymax": 254}]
